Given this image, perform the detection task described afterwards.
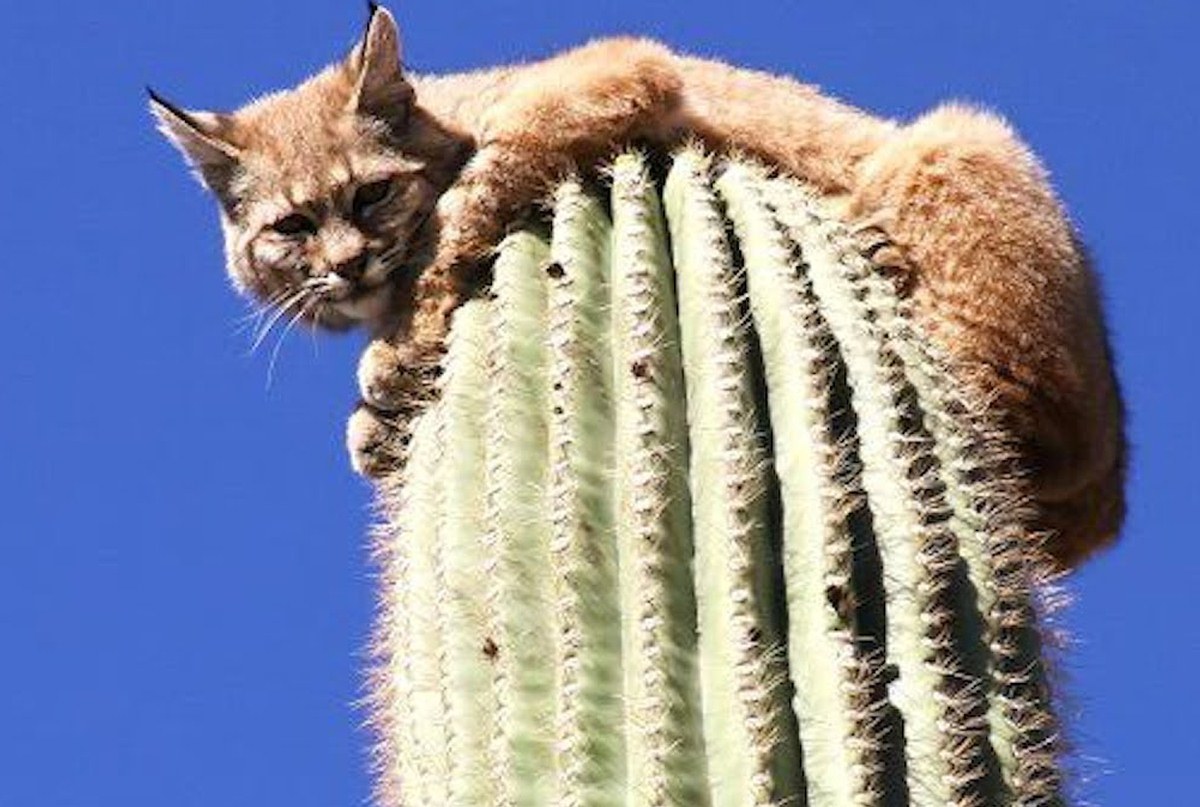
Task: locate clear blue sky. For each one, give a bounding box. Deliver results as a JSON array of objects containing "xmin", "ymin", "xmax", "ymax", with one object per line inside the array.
[{"xmin": 1, "ymin": 1, "xmax": 1195, "ymax": 804}]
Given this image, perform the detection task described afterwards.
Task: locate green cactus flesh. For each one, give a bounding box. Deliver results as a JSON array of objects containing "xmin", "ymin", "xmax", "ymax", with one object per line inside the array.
[{"xmin": 369, "ymin": 151, "xmax": 1062, "ymax": 807}]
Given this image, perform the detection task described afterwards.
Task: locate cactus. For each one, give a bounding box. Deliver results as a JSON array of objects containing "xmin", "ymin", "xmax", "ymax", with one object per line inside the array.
[{"xmin": 367, "ymin": 150, "xmax": 1063, "ymax": 807}]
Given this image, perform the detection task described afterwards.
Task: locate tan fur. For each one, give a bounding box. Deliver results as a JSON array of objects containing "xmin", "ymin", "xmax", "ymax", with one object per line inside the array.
[{"xmin": 152, "ymin": 6, "xmax": 1124, "ymax": 568}]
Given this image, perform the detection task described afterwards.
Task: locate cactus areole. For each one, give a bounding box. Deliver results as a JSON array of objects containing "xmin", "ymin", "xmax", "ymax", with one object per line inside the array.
[{"xmin": 367, "ymin": 151, "xmax": 1063, "ymax": 807}]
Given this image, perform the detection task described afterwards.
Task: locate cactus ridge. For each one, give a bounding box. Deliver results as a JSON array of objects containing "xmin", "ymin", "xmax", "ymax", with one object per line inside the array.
[
  {"xmin": 610, "ymin": 154, "xmax": 710, "ymax": 806},
  {"xmin": 545, "ymin": 181, "xmax": 625, "ymax": 804},
  {"xmin": 366, "ymin": 465, "xmax": 426, "ymax": 806},
  {"xmin": 368, "ymin": 151, "xmax": 1064, "ymax": 807},
  {"xmin": 844, "ymin": 230, "xmax": 1064, "ymax": 805},
  {"xmin": 666, "ymin": 150, "xmax": 807, "ymax": 807},
  {"xmin": 718, "ymin": 162, "xmax": 892, "ymax": 807},
  {"xmin": 483, "ymin": 232, "xmax": 557, "ymax": 806},
  {"xmin": 437, "ymin": 301, "xmax": 500, "ymax": 804},
  {"xmin": 372, "ymin": 408, "xmax": 452, "ymax": 806}
]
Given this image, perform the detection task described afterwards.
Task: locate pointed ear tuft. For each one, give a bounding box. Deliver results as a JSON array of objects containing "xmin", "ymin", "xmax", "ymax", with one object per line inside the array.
[
  {"xmin": 148, "ymin": 87, "xmax": 242, "ymax": 203},
  {"xmin": 346, "ymin": 5, "xmax": 413, "ymax": 126}
]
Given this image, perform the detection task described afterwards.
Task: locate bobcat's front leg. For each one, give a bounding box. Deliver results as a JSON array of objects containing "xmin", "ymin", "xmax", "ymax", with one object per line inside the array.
[
  {"xmin": 346, "ymin": 403, "xmax": 404, "ymax": 478},
  {"xmin": 348, "ymin": 38, "xmax": 685, "ymax": 476},
  {"xmin": 347, "ymin": 305, "xmax": 449, "ymax": 478},
  {"xmin": 344, "ymin": 261, "xmax": 446, "ymax": 477},
  {"xmin": 407, "ymin": 36, "xmax": 685, "ymax": 349},
  {"xmin": 347, "ymin": 141, "xmax": 558, "ymax": 475}
]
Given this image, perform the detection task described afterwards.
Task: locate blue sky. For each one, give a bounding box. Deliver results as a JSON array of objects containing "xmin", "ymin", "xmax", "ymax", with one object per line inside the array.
[{"xmin": 1, "ymin": 1, "xmax": 1195, "ymax": 804}]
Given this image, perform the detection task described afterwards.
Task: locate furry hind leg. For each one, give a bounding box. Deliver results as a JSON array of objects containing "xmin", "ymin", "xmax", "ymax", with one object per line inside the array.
[{"xmin": 848, "ymin": 103, "xmax": 1125, "ymax": 568}]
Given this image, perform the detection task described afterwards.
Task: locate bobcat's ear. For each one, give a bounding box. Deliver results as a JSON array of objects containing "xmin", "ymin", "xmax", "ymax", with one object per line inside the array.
[
  {"xmin": 346, "ymin": 4, "xmax": 414, "ymax": 126},
  {"xmin": 148, "ymin": 88, "xmax": 242, "ymax": 206}
]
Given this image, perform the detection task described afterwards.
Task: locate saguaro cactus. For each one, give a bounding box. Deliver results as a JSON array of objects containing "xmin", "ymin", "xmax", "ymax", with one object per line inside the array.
[{"xmin": 367, "ymin": 150, "xmax": 1062, "ymax": 807}]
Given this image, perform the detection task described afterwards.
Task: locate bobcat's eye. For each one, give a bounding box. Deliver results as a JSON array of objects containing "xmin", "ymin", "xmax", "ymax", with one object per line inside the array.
[
  {"xmin": 352, "ymin": 178, "xmax": 394, "ymax": 219},
  {"xmin": 271, "ymin": 214, "xmax": 317, "ymax": 236}
]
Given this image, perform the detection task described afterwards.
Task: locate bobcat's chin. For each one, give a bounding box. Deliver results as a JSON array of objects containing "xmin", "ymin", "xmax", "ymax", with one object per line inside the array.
[{"xmin": 331, "ymin": 282, "xmax": 392, "ymax": 325}]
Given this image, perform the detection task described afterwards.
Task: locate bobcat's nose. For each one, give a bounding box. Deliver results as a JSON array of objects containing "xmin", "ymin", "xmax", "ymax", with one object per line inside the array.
[{"xmin": 332, "ymin": 253, "xmax": 369, "ymax": 282}]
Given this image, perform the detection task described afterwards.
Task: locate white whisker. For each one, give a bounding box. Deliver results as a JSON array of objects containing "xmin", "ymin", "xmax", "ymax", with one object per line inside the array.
[
  {"xmin": 233, "ymin": 308, "xmax": 265, "ymax": 335},
  {"xmin": 248, "ymin": 287, "xmax": 309, "ymax": 355},
  {"xmin": 265, "ymin": 294, "xmax": 318, "ymax": 389},
  {"xmin": 307, "ymin": 310, "xmax": 321, "ymax": 357},
  {"xmin": 232, "ymin": 288, "xmax": 290, "ymax": 336}
]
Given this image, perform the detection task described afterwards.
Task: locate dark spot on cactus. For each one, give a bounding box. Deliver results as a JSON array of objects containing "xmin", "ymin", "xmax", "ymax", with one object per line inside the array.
[
  {"xmin": 552, "ymin": 405, "xmax": 564, "ymax": 415},
  {"xmin": 825, "ymin": 584, "xmax": 857, "ymax": 624},
  {"xmin": 545, "ymin": 261, "xmax": 565, "ymax": 279},
  {"xmin": 631, "ymin": 358, "xmax": 650, "ymax": 379},
  {"xmin": 482, "ymin": 637, "xmax": 499, "ymax": 661}
]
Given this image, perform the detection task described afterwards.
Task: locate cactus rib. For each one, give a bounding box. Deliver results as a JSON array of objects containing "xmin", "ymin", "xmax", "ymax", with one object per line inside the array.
[
  {"xmin": 368, "ymin": 445, "xmax": 431, "ymax": 806},
  {"xmin": 717, "ymin": 162, "xmax": 888, "ymax": 807},
  {"xmin": 664, "ymin": 149, "xmax": 805, "ymax": 807},
  {"xmin": 379, "ymin": 407, "xmax": 452, "ymax": 806},
  {"xmin": 483, "ymin": 231, "xmax": 558, "ymax": 806},
  {"xmin": 609, "ymin": 153, "xmax": 710, "ymax": 807},
  {"xmin": 545, "ymin": 181, "xmax": 624, "ymax": 804},
  {"xmin": 438, "ymin": 300, "xmax": 501, "ymax": 804}
]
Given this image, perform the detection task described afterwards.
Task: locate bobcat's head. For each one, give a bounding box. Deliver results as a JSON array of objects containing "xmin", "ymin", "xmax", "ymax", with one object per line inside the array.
[{"xmin": 151, "ymin": 6, "xmax": 468, "ymax": 330}]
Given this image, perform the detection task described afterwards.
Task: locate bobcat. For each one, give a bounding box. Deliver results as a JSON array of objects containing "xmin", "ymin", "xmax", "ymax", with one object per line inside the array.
[{"xmin": 151, "ymin": 4, "xmax": 1124, "ymax": 568}]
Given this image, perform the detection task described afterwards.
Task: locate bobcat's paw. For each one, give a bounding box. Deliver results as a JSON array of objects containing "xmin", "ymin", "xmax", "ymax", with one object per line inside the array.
[
  {"xmin": 346, "ymin": 403, "xmax": 406, "ymax": 478},
  {"xmin": 358, "ymin": 339, "xmax": 406, "ymax": 412},
  {"xmin": 357, "ymin": 338, "xmax": 443, "ymax": 413}
]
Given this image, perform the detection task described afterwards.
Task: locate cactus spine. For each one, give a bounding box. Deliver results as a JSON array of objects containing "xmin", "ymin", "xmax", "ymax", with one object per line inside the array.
[{"xmin": 369, "ymin": 150, "xmax": 1062, "ymax": 807}]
